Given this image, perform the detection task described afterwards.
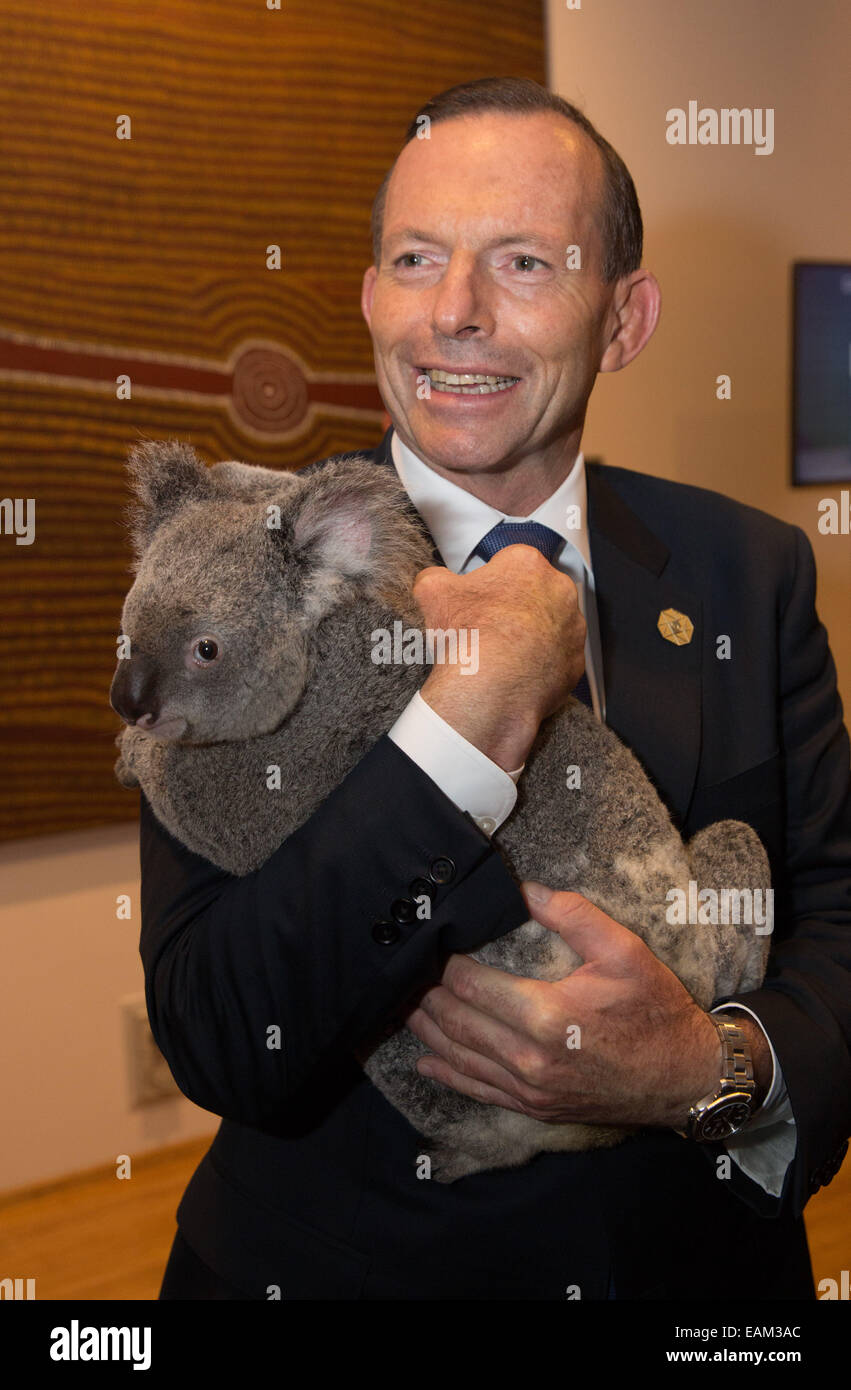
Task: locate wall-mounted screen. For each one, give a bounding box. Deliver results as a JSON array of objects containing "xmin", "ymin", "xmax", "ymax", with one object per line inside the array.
[{"xmin": 793, "ymin": 262, "xmax": 851, "ymax": 484}]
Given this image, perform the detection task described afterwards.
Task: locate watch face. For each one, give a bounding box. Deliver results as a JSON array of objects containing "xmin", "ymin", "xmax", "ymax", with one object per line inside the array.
[{"xmin": 700, "ymin": 1100, "xmax": 753, "ymax": 1140}]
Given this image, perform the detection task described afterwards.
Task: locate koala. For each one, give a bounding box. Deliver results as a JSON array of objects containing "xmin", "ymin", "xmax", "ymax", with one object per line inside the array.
[{"xmin": 111, "ymin": 440, "xmax": 771, "ymax": 1183}]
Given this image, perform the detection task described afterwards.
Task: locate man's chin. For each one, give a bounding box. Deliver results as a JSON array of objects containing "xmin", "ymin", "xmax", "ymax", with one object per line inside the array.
[{"xmin": 399, "ymin": 414, "xmax": 525, "ymax": 475}]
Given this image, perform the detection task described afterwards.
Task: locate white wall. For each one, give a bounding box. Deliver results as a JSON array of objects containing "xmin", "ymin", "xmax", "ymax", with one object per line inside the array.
[{"xmin": 0, "ymin": 823, "xmax": 216, "ymax": 1194}]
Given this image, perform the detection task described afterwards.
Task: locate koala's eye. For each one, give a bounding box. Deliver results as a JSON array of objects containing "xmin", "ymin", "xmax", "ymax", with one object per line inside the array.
[{"xmin": 192, "ymin": 637, "xmax": 220, "ymax": 664}]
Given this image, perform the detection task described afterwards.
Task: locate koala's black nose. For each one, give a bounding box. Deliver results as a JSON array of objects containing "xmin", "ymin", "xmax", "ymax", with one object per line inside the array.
[{"xmin": 109, "ymin": 656, "xmax": 160, "ymax": 726}]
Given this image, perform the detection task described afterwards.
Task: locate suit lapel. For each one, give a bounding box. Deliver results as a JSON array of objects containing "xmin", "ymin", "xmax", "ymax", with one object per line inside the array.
[
  {"xmin": 586, "ymin": 463, "xmax": 703, "ymax": 826},
  {"xmin": 369, "ymin": 430, "xmax": 703, "ymax": 826}
]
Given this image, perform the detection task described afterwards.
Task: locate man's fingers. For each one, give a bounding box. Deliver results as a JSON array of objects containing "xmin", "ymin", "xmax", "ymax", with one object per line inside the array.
[
  {"xmin": 407, "ymin": 1000, "xmax": 532, "ymax": 1096},
  {"xmin": 415, "ymin": 1054, "xmax": 524, "ymax": 1112},
  {"xmin": 435, "ymin": 953, "xmax": 553, "ymax": 1037}
]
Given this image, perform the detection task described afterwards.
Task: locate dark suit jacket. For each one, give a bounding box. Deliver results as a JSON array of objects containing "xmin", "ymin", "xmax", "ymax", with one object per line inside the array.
[{"xmin": 138, "ymin": 427, "xmax": 851, "ymax": 1299}]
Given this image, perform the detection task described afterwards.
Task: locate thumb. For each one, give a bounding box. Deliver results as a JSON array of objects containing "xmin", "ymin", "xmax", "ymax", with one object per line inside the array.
[{"xmin": 521, "ymin": 881, "xmax": 629, "ymax": 963}]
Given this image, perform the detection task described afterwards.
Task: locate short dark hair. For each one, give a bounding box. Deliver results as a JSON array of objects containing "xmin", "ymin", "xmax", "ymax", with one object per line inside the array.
[{"xmin": 370, "ymin": 76, "xmax": 643, "ymax": 284}]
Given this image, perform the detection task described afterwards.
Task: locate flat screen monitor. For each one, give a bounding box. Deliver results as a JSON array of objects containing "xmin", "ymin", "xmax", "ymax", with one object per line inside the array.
[{"xmin": 792, "ymin": 262, "xmax": 851, "ymax": 485}]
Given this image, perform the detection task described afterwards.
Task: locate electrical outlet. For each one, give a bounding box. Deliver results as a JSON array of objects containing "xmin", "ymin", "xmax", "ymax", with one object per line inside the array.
[{"xmin": 121, "ymin": 994, "xmax": 181, "ymax": 1106}]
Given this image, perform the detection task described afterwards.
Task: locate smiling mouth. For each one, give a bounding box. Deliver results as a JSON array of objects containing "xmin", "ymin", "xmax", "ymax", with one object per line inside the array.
[{"xmin": 419, "ymin": 367, "xmax": 520, "ymax": 395}]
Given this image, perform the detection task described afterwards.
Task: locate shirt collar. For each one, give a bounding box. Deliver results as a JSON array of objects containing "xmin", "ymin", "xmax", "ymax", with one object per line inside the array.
[{"xmin": 390, "ymin": 430, "xmax": 591, "ymax": 575}]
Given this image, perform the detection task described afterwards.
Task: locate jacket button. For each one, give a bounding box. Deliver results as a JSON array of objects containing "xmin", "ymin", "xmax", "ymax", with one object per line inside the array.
[
  {"xmin": 391, "ymin": 898, "xmax": 416, "ymax": 924},
  {"xmin": 372, "ymin": 920, "xmax": 399, "ymax": 945},
  {"xmin": 429, "ymin": 856, "xmax": 456, "ymax": 885},
  {"xmin": 409, "ymin": 877, "xmax": 435, "ymax": 901}
]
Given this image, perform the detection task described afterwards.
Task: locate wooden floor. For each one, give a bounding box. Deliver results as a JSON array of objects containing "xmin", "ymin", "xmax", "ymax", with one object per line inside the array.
[{"xmin": 1, "ymin": 1137, "xmax": 848, "ymax": 1299}]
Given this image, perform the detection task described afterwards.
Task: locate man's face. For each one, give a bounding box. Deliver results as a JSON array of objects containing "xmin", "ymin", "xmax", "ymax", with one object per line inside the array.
[{"xmin": 361, "ymin": 111, "xmax": 624, "ymax": 485}]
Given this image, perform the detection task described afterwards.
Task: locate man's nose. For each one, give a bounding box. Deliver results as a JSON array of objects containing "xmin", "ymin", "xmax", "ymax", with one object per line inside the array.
[
  {"xmin": 109, "ymin": 654, "xmax": 160, "ymax": 726},
  {"xmin": 431, "ymin": 255, "xmax": 495, "ymax": 338}
]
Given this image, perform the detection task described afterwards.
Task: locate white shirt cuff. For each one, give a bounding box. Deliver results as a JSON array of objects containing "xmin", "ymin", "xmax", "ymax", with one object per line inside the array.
[
  {"xmin": 710, "ymin": 1002, "xmax": 796, "ymax": 1197},
  {"xmin": 387, "ymin": 691, "xmax": 519, "ymax": 836}
]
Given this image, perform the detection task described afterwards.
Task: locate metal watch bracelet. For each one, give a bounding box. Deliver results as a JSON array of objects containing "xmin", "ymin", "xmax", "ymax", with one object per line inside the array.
[{"xmin": 683, "ymin": 1014, "xmax": 756, "ymax": 1142}]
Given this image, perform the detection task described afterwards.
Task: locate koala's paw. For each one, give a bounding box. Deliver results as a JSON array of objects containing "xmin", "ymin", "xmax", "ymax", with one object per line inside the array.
[
  {"xmin": 114, "ymin": 750, "xmax": 140, "ymax": 789},
  {"xmin": 426, "ymin": 1144, "xmax": 489, "ymax": 1185}
]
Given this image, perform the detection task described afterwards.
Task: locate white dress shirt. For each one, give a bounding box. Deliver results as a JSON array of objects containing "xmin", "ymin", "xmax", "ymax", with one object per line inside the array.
[{"xmin": 385, "ymin": 429, "xmax": 795, "ymax": 1197}]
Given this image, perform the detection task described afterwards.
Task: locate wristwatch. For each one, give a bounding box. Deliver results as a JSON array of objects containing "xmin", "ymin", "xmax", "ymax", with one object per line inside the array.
[{"xmin": 681, "ymin": 1014, "xmax": 756, "ymax": 1142}]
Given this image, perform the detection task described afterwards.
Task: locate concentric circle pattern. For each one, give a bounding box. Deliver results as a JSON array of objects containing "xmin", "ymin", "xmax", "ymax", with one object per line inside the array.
[{"xmin": 231, "ymin": 348, "xmax": 310, "ymax": 432}]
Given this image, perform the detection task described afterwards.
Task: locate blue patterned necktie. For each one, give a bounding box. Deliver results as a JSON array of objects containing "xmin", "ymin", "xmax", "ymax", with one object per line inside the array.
[{"xmin": 471, "ymin": 520, "xmax": 593, "ymax": 709}]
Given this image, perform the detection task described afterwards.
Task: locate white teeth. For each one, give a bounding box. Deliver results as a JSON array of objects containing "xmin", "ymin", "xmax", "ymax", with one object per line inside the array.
[{"xmin": 422, "ymin": 368, "xmax": 519, "ymax": 394}]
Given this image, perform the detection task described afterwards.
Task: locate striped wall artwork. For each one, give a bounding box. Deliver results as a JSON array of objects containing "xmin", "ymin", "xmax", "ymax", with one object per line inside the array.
[{"xmin": 0, "ymin": 1, "xmax": 545, "ymax": 840}]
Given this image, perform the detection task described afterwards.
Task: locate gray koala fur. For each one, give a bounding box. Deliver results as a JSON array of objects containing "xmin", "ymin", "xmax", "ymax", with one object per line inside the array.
[{"xmin": 112, "ymin": 439, "xmax": 771, "ymax": 1183}]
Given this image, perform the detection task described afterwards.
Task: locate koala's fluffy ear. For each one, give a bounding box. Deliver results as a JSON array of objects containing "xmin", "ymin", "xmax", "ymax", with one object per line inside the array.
[
  {"xmin": 286, "ymin": 456, "xmax": 431, "ymax": 617},
  {"xmin": 125, "ymin": 438, "xmax": 215, "ymax": 558}
]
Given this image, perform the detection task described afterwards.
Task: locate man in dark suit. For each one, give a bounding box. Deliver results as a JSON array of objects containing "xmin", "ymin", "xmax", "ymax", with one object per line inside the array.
[{"xmin": 145, "ymin": 78, "xmax": 851, "ymax": 1300}]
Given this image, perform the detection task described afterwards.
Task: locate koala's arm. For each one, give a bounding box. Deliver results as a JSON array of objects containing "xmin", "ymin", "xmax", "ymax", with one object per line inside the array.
[{"xmin": 139, "ymin": 734, "xmax": 528, "ymax": 1131}]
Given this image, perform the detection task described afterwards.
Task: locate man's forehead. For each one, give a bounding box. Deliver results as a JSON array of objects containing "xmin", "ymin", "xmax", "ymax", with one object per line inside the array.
[
  {"xmin": 383, "ymin": 221, "xmax": 578, "ymax": 251},
  {"xmin": 395, "ymin": 110, "xmax": 597, "ymax": 172},
  {"xmin": 385, "ymin": 111, "xmax": 603, "ymax": 226}
]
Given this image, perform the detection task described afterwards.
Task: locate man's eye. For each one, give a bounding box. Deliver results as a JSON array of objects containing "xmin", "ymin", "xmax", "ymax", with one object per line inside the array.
[
  {"xmin": 512, "ymin": 254, "xmax": 546, "ymax": 271},
  {"xmin": 395, "ymin": 253, "xmax": 425, "ymax": 267}
]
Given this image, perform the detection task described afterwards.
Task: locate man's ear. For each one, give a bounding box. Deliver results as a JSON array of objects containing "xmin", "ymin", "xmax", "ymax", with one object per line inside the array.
[
  {"xmin": 361, "ymin": 264, "xmax": 377, "ymax": 331},
  {"xmin": 125, "ymin": 439, "xmax": 214, "ymax": 558},
  {"xmin": 598, "ymin": 270, "xmax": 661, "ymax": 373}
]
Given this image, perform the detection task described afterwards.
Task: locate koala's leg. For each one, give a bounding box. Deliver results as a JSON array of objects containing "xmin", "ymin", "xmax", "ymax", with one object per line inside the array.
[
  {"xmin": 596, "ymin": 818, "xmax": 770, "ymax": 1009},
  {"xmin": 684, "ymin": 820, "xmax": 773, "ymax": 996},
  {"xmin": 360, "ymin": 922, "xmax": 630, "ymax": 1183},
  {"xmin": 364, "ymin": 1028, "xmax": 628, "ymax": 1183},
  {"xmin": 360, "ymin": 1028, "xmax": 528, "ymax": 1180},
  {"xmin": 424, "ymin": 1113, "xmax": 630, "ymax": 1184},
  {"xmin": 362, "ymin": 1027, "xmax": 482, "ymax": 1146}
]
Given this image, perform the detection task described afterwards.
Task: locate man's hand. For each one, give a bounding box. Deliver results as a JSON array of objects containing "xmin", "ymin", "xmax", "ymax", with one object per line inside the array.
[
  {"xmin": 406, "ymin": 882, "xmax": 771, "ymax": 1130},
  {"xmin": 414, "ymin": 547, "xmax": 586, "ymax": 771}
]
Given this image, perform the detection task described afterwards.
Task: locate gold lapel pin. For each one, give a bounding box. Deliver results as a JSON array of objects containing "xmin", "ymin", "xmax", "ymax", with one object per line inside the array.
[{"xmin": 658, "ymin": 607, "xmax": 694, "ymax": 646}]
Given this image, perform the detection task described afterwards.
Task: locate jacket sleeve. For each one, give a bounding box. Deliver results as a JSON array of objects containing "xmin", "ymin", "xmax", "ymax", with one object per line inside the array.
[
  {"xmin": 717, "ymin": 523, "xmax": 851, "ymax": 1218},
  {"xmin": 139, "ymin": 734, "xmax": 529, "ymax": 1131}
]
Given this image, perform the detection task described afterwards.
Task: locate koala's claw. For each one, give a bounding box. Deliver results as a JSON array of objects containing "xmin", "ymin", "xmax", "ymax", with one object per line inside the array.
[{"xmin": 114, "ymin": 749, "xmax": 140, "ymax": 788}]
